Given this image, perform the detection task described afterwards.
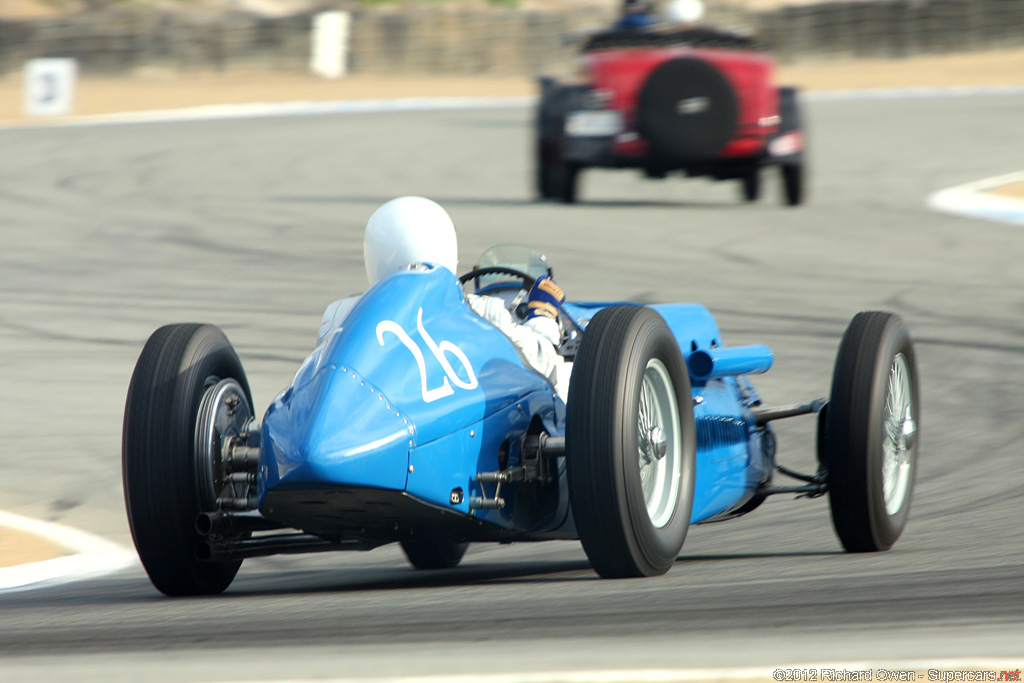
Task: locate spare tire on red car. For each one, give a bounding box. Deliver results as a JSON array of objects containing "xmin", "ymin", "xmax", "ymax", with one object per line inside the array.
[{"xmin": 636, "ymin": 57, "xmax": 739, "ymax": 162}]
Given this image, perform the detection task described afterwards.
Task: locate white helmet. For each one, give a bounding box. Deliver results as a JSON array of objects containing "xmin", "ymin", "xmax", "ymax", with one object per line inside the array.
[
  {"xmin": 363, "ymin": 196, "xmax": 458, "ymax": 286},
  {"xmin": 665, "ymin": 0, "xmax": 705, "ymax": 24}
]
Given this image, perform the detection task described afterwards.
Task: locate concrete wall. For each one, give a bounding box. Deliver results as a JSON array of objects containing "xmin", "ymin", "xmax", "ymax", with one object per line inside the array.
[{"xmin": 0, "ymin": 1, "xmax": 1021, "ymax": 78}]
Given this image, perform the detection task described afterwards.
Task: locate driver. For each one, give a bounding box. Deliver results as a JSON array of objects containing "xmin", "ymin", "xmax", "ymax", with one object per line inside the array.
[
  {"xmin": 615, "ymin": 0, "xmax": 658, "ymax": 30},
  {"xmin": 317, "ymin": 196, "xmax": 572, "ymax": 401}
]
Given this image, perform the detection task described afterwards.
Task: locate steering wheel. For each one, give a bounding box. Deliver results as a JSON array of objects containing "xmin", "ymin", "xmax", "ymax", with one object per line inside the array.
[
  {"xmin": 458, "ymin": 266, "xmax": 536, "ymax": 290},
  {"xmin": 460, "ymin": 265, "xmax": 583, "ymax": 359}
]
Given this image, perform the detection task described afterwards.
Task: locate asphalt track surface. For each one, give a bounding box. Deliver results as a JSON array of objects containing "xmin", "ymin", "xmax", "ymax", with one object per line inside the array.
[{"xmin": 1, "ymin": 94, "xmax": 1022, "ymax": 680}]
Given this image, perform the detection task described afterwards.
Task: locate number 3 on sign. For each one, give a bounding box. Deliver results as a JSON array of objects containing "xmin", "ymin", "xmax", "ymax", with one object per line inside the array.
[
  {"xmin": 23, "ymin": 58, "xmax": 77, "ymax": 117},
  {"xmin": 376, "ymin": 308, "xmax": 478, "ymax": 403}
]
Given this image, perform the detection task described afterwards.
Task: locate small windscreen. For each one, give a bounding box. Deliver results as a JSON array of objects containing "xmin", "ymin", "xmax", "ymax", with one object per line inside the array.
[{"xmin": 473, "ymin": 244, "xmax": 552, "ymax": 291}]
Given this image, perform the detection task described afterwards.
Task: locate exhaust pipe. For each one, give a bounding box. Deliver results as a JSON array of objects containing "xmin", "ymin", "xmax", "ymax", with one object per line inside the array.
[
  {"xmin": 196, "ymin": 533, "xmax": 377, "ymax": 562},
  {"xmin": 688, "ymin": 344, "xmax": 773, "ymax": 382},
  {"xmin": 195, "ymin": 510, "xmax": 284, "ymax": 536}
]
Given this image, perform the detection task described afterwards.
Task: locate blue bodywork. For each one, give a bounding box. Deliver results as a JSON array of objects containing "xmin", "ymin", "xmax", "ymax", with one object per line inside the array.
[{"xmin": 257, "ymin": 265, "xmax": 774, "ymax": 542}]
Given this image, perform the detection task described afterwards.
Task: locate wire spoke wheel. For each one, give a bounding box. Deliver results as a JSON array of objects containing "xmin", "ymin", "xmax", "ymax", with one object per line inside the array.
[
  {"xmin": 881, "ymin": 353, "xmax": 915, "ymax": 516},
  {"xmin": 567, "ymin": 306, "xmax": 695, "ymax": 578},
  {"xmin": 637, "ymin": 359, "xmax": 681, "ymax": 528},
  {"xmin": 824, "ymin": 311, "xmax": 919, "ymax": 553}
]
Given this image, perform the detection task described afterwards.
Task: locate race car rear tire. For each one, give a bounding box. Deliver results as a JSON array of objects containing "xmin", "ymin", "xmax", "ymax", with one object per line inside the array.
[
  {"xmin": 536, "ymin": 79, "xmax": 560, "ymax": 200},
  {"xmin": 400, "ymin": 539, "xmax": 469, "ymax": 570},
  {"xmin": 557, "ymin": 163, "xmax": 580, "ymax": 204},
  {"xmin": 637, "ymin": 57, "xmax": 739, "ymax": 162},
  {"xmin": 536, "ymin": 82, "xmax": 584, "ymax": 204},
  {"xmin": 782, "ymin": 162, "xmax": 803, "ymax": 207},
  {"xmin": 741, "ymin": 165, "xmax": 761, "ymax": 202},
  {"xmin": 552, "ymin": 85, "xmax": 585, "ymax": 204},
  {"xmin": 566, "ymin": 306, "xmax": 696, "ymax": 578},
  {"xmin": 777, "ymin": 87, "xmax": 806, "ymax": 206},
  {"xmin": 824, "ymin": 312, "xmax": 919, "ymax": 553},
  {"xmin": 123, "ymin": 323, "xmax": 252, "ymax": 596}
]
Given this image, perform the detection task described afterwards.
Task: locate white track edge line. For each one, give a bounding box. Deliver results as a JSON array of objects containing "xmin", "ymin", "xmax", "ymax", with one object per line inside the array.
[
  {"xmin": 1, "ymin": 84, "xmax": 1023, "ymax": 131},
  {"xmin": 927, "ymin": 171, "xmax": 1024, "ymax": 226},
  {"xmin": 0, "ymin": 96, "xmax": 534, "ymax": 129},
  {"xmin": 0, "ymin": 510, "xmax": 137, "ymax": 593}
]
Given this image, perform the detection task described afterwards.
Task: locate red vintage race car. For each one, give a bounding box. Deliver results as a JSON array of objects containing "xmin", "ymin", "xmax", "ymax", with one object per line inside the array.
[{"xmin": 536, "ymin": 28, "xmax": 805, "ymax": 206}]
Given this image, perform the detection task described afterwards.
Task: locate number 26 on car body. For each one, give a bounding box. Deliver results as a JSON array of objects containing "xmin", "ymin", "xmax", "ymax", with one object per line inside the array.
[{"xmin": 376, "ymin": 308, "xmax": 478, "ymax": 403}]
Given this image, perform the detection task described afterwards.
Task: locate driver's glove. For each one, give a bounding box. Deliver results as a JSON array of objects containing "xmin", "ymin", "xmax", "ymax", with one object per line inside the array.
[{"xmin": 526, "ymin": 275, "xmax": 566, "ymax": 321}]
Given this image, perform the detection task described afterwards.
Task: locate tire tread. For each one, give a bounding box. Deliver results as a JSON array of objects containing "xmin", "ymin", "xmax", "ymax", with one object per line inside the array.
[
  {"xmin": 123, "ymin": 323, "xmax": 249, "ymax": 596},
  {"xmin": 566, "ymin": 306, "xmax": 695, "ymax": 578},
  {"xmin": 826, "ymin": 311, "xmax": 916, "ymax": 552}
]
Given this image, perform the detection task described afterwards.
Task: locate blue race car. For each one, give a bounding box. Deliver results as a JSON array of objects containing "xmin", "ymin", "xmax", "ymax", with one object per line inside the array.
[{"xmin": 122, "ymin": 245, "xmax": 919, "ymax": 596}]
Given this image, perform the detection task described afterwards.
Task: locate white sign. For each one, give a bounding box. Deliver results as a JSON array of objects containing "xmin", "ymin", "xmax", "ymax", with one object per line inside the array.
[
  {"xmin": 376, "ymin": 308, "xmax": 478, "ymax": 403},
  {"xmin": 310, "ymin": 11, "xmax": 351, "ymax": 79},
  {"xmin": 23, "ymin": 58, "xmax": 77, "ymax": 117}
]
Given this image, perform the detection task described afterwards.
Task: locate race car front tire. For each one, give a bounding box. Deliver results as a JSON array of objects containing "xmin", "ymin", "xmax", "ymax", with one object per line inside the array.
[
  {"xmin": 824, "ymin": 311, "xmax": 919, "ymax": 552},
  {"xmin": 123, "ymin": 323, "xmax": 252, "ymax": 596},
  {"xmin": 566, "ymin": 306, "xmax": 696, "ymax": 578}
]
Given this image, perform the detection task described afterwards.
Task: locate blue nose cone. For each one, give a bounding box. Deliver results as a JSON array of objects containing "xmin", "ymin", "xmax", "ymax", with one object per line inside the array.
[{"xmin": 259, "ymin": 363, "xmax": 413, "ymax": 498}]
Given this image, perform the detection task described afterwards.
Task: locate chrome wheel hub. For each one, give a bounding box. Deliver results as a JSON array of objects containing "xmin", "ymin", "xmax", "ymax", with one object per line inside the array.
[
  {"xmin": 637, "ymin": 359, "xmax": 682, "ymax": 528},
  {"xmin": 882, "ymin": 353, "xmax": 915, "ymax": 516}
]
